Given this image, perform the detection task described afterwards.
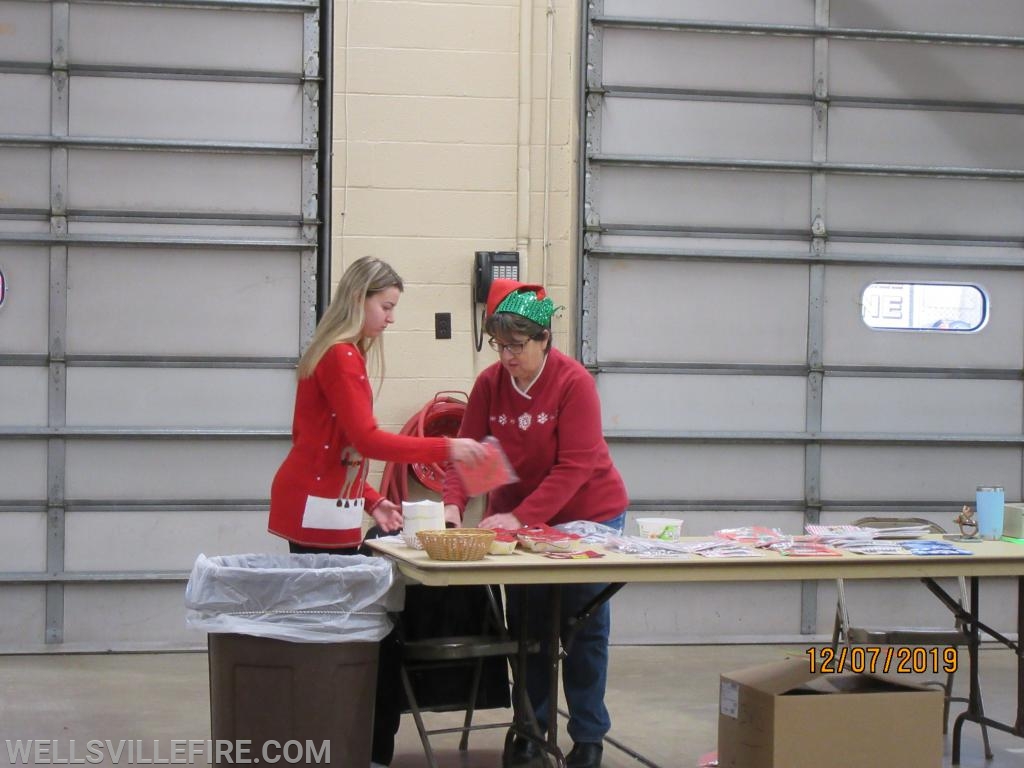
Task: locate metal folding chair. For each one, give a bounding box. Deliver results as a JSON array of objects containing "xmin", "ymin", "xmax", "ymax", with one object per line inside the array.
[
  {"xmin": 398, "ymin": 585, "xmax": 536, "ymax": 768},
  {"xmin": 830, "ymin": 516, "xmax": 992, "ymax": 757}
]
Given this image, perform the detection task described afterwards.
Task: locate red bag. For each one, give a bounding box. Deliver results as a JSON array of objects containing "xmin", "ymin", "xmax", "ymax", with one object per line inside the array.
[{"xmin": 453, "ymin": 436, "xmax": 517, "ymax": 497}]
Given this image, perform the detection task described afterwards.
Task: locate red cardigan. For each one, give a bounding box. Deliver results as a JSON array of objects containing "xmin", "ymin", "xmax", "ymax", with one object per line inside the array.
[
  {"xmin": 443, "ymin": 348, "xmax": 628, "ymax": 526},
  {"xmin": 269, "ymin": 343, "xmax": 449, "ymax": 548}
]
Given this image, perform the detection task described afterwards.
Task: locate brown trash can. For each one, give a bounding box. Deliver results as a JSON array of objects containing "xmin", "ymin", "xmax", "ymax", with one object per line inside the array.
[{"xmin": 208, "ymin": 632, "xmax": 379, "ymax": 767}]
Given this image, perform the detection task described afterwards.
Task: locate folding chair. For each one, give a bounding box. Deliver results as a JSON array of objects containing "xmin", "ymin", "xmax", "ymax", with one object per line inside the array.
[
  {"xmin": 830, "ymin": 516, "xmax": 992, "ymax": 757},
  {"xmin": 398, "ymin": 584, "xmax": 535, "ymax": 768}
]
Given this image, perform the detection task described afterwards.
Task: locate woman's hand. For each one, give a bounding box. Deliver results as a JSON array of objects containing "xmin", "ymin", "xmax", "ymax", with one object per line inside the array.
[
  {"xmin": 444, "ymin": 504, "xmax": 463, "ymax": 528},
  {"xmin": 447, "ymin": 438, "xmax": 487, "ymax": 466},
  {"xmin": 478, "ymin": 512, "xmax": 522, "ymax": 531},
  {"xmin": 370, "ymin": 499, "xmax": 403, "ymax": 533}
]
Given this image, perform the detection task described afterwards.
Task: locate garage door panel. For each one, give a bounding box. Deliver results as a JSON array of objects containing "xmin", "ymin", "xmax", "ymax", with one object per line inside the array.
[
  {"xmin": 822, "ymin": 378, "xmax": 1023, "ymax": 434},
  {"xmin": 602, "ymin": 28, "xmax": 812, "ymax": 92},
  {"xmin": 0, "ymin": 587, "xmax": 45, "ymax": 646},
  {"xmin": 830, "ymin": 40, "xmax": 1024, "ymax": 102},
  {"xmin": 0, "ymin": 441, "xmax": 47, "ymax": 500},
  {"xmin": 67, "ymin": 150, "xmax": 302, "ymax": 215},
  {"xmin": 600, "ymin": 373, "xmax": 806, "ymax": 432},
  {"xmin": 822, "ymin": 266, "xmax": 1024, "ymax": 369},
  {"xmin": 601, "ymin": 98, "xmax": 812, "ymax": 161},
  {"xmin": 820, "ymin": 446, "xmax": 1022, "ymax": 500},
  {"xmin": 65, "ymin": 248, "xmax": 301, "ymax": 356},
  {"xmin": 69, "ymin": 4, "xmax": 304, "ymax": 73},
  {"xmin": 604, "ymin": 0, "xmax": 813, "ymax": 25},
  {"xmin": 0, "ymin": 512, "xmax": 46, "ymax": 571},
  {"xmin": 65, "ymin": 368, "xmax": 295, "ymax": 429},
  {"xmin": 0, "ymin": 246, "xmax": 49, "ymax": 353},
  {"xmin": 66, "ymin": 220, "xmax": 302, "ymax": 242},
  {"xmin": 63, "ymin": 584, "xmax": 201, "ymax": 646},
  {"xmin": 830, "ymin": 107, "xmax": 1024, "ymax": 170},
  {"xmin": 65, "ymin": 509, "xmax": 285, "ymax": 571},
  {"xmin": 600, "ymin": 234, "xmax": 809, "ymax": 256},
  {"xmin": 0, "ymin": 74, "xmax": 50, "ymax": 133},
  {"xmin": 612, "ymin": 444, "xmax": 805, "ymax": 501},
  {"xmin": 828, "ymin": 176, "xmax": 1024, "ymax": 238},
  {"xmin": 0, "ymin": 148, "xmax": 50, "ymax": 209},
  {"xmin": 0, "ymin": 366, "xmax": 48, "ymax": 426},
  {"xmin": 827, "ymin": 239, "xmax": 1023, "ymax": 265},
  {"xmin": 830, "ymin": 0, "xmax": 1024, "ymax": 36},
  {"xmin": 0, "ymin": 0, "xmax": 51, "ymax": 63},
  {"xmin": 64, "ymin": 439, "xmax": 290, "ymax": 501},
  {"xmin": 595, "ymin": 260, "xmax": 808, "ymax": 364},
  {"xmin": 596, "ymin": 167, "xmax": 811, "ymax": 230},
  {"xmin": 70, "ymin": 77, "xmax": 304, "ymax": 144},
  {"xmin": 612, "ymin": 582, "xmax": 803, "ymax": 644}
]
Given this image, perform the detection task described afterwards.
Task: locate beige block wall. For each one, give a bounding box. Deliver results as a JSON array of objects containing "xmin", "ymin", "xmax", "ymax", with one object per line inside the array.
[{"xmin": 330, "ymin": 0, "xmax": 581, "ymax": 484}]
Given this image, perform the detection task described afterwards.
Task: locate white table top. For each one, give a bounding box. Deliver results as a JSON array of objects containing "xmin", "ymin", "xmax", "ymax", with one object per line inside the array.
[{"xmin": 365, "ymin": 535, "xmax": 1024, "ymax": 587}]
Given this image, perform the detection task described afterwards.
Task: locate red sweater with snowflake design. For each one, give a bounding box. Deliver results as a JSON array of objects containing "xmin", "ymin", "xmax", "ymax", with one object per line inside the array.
[{"xmin": 443, "ymin": 348, "xmax": 628, "ymax": 526}]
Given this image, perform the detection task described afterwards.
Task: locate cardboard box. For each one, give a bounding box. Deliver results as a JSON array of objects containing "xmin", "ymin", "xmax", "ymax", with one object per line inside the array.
[
  {"xmin": 1002, "ymin": 502, "xmax": 1024, "ymax": 539},
  {"xmin": 718, "ymin": 657, "xmax": 943, "ymax": 768}
]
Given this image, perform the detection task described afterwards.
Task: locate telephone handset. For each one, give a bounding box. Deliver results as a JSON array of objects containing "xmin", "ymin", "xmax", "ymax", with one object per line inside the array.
[
  {"xmin": 472, "ymin": 251, "xmax": 520, "ymax": 350},
  {"xmin": 473, "ymin": 251, "xmax": 520, "ymax": 303}
]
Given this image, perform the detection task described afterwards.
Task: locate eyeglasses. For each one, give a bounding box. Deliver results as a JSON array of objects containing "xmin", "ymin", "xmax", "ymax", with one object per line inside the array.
[{"xmin": 488, "ymin": 338, "xmax": 530, "ymax": 355}]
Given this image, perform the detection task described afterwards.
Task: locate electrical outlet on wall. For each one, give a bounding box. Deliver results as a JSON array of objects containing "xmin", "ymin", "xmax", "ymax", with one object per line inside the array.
[{"xmin": 434, "ymin": 312, "xmax": 452, "ymax": 340}]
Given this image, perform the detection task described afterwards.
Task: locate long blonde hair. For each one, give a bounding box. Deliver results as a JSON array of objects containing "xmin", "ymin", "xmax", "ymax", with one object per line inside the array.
[{"xmin": 297, "ymin": 256, "xmax": 403, "ymax": 380}]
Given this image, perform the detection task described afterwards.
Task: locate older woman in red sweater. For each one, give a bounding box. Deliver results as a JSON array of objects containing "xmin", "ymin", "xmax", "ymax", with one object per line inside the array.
[{"xmin": 443, "ymin": 279, "xmax": 628, "ymax": 768}]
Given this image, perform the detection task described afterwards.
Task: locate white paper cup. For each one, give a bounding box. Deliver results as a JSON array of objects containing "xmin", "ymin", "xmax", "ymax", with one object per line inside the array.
[{"xmin": 636, "ymin": 517, "xmax": 684, "ymax": 540}]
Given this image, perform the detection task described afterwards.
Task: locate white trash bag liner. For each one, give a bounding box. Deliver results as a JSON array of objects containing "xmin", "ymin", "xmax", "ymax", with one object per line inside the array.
[{"xmin": 185, "ymin": 553, "xmax": 405, "ymax": 643}]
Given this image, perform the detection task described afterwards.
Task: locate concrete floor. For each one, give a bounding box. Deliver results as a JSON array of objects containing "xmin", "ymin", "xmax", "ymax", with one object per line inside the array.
[{"xmin": 0, "ymin": 644, "xmax": 1021, "ymax": 767}]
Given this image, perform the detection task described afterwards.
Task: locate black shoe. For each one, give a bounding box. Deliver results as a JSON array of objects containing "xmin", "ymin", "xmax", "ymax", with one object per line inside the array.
[
  {"xmin": 504, "ymin": 736, "xmax": 542, "ymax": 768},
  {"xmin": 566, "ymin": 742, "xmax": 603, "ymax": 768}
]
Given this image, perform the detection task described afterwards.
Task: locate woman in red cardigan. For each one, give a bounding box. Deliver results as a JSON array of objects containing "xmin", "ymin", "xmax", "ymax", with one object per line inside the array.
[
  {"xmin": 443, "ymin": 279, "xmax": 628, "ymax": 768},
  {"xmin": 268, "ymin": 256, "xmax": 484, "ymax": 553}
]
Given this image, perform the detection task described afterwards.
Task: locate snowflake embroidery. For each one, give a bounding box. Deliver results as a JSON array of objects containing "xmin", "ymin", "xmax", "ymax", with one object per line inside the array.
[
  {"xmin": 497, "ymin": 414, "xmax": 508, "ymax": 426},
  {"xmin": 537, "ymin": 412, "xmax": 549, "ymax": 425},
  {"xmin": 518, "ymin": 413, "xmax": 532, "ymax": 431}
]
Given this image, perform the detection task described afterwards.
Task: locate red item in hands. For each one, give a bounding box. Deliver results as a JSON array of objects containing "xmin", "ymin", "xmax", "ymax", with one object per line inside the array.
[{"xmin": 453, "ymin": 436, "xmax": 517, "ymax": 497}]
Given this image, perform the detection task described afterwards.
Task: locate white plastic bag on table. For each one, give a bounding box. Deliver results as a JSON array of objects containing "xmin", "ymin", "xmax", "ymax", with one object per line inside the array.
[{"xmin": 184, "ymin": 553, "xmax": 405, "ymax": 643}]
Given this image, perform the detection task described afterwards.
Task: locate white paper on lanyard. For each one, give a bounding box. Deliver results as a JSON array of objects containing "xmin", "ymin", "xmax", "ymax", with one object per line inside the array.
[{"xmin": 302, "ymin": 495, "xmax": 365, "ymax": 530}]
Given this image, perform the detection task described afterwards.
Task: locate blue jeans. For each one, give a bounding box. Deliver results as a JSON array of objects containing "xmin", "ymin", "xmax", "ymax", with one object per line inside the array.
[{"xmin": 505, "ymin": 512, "xmax": 626, "ymax": 745}]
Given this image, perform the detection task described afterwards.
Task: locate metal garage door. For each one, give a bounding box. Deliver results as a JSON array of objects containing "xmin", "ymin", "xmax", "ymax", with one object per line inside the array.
[
  {"xmin": 0, "ymin": 0, "xmax": 321, "ymax": 650},
  {"xmin": 582, "ymin": 1, "xmax": 1024, "ymax": 642}
]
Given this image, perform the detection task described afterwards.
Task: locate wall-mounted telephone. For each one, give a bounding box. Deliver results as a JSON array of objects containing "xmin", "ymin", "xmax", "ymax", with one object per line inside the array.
[
  {"xmin": 474, "ymin": 251, "xmax": 520, "ymax": 303},
  {"xmin": 472, "ymin": 250, "xmax": 520, "ymax": 350}
]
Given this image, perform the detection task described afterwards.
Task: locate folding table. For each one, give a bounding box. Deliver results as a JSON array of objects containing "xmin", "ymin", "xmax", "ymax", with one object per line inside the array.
[{"xmin": 367, "ymin": 535, "xmax": 1024, "ymax": 766}]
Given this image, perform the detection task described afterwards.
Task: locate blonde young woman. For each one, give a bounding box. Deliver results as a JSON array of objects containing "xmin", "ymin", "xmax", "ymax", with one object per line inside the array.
[{"xmin": 268, "ymin": 256, "xmax": 484, "ymax": 553}]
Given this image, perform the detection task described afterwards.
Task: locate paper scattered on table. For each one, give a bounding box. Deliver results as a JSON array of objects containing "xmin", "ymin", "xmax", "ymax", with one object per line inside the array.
[
  {"xmin": 769, "ymin": 538, "xmax": 842, "ymax": 557},
  {"xmin": 544, "ymin": 549, "xmax": 606, "ymax": 559},
  {"xmin": 714, "ymin": 526, "xmax": 786, "ymax": 547},
  {"xmin": 899, "ymin": 540, "xmax": 973, "ymax": 556},
  {"xmin": 867, "ymin": 525, "xmax": 932, "ymax": 539},
  {"xmin": 838, "ymin": 541, "xmax": 908, "ymax": 555},
  {"xmin": 603, "ymin": 534, "xmax": 696, "ymax": 558}
]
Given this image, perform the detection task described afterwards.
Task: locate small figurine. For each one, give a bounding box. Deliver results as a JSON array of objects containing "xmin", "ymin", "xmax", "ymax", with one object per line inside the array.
[{"xmin": 954, "ymin": 505, "xmax": 979, "ymax": 539}]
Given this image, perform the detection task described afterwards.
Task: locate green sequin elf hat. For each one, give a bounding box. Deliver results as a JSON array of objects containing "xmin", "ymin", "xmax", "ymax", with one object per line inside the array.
[{"xmin": 486, "ymin": 279, "xmax": 560, "ymax": 327}]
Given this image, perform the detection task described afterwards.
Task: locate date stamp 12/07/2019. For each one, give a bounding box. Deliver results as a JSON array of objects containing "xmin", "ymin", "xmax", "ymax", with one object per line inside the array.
[{"xmin": 806, "ymin": 645, "xmax": 958, "ymax": 675}]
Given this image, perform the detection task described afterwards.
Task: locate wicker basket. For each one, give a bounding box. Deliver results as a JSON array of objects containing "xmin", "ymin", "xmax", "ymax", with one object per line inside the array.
[{"xmin": 416, "ymin": 528, "xmax": 496, "ymax": 562}]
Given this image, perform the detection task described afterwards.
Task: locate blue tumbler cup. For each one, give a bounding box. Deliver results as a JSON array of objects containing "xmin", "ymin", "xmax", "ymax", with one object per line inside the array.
[{"xmin": 976, "ymin": 486, "xmax": 1005, "ymax": 540}]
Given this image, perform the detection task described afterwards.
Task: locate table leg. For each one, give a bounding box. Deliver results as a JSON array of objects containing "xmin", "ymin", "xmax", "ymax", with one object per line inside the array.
[
  {"xmin": 546, "ymin": 586, "xmax": 565, "ymax": 768},
  {"xmin": 1016, "ymin": 575, "xmax": 1024, "ymax": 734},
  {"xmin": 504, "ymin": 586, "xmax": 565, "ymax": 768}
]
